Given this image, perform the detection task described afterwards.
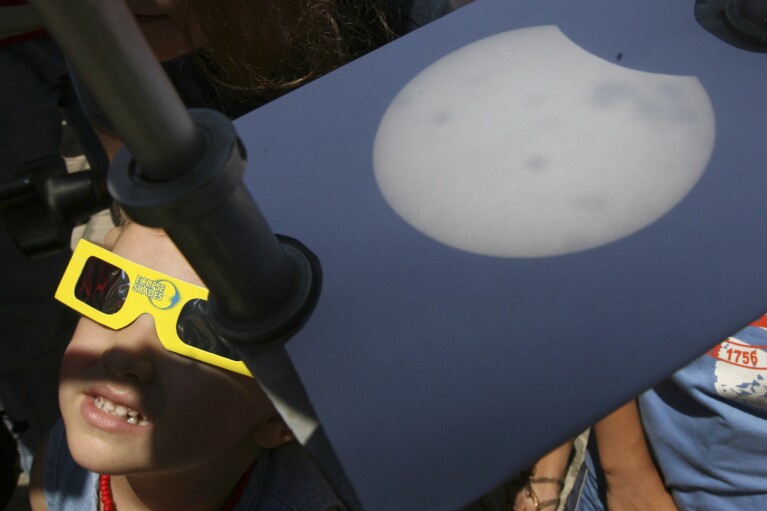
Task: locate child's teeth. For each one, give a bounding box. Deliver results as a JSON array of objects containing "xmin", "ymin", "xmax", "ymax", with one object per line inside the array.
[{"xmin": 94, "ymin": 396, "xmax": 150, "ymax": 425}]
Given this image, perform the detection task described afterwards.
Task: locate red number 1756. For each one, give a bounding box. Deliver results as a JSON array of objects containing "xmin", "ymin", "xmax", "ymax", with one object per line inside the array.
[{"xmin": 726, "ymin": 348, "xmax": 759, "ymax": 367}]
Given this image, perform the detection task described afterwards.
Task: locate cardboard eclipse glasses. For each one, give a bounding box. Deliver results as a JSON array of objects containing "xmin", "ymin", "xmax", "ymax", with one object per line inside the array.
[{"xmin": 56, "ymin": 239, "xmax": 252, "ymax": 377}]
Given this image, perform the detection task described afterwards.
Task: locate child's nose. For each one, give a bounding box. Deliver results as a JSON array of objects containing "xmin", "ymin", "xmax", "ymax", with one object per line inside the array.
[{"xmin": 100, "ymin": 314, "xmax": 157, "ymax": 382}]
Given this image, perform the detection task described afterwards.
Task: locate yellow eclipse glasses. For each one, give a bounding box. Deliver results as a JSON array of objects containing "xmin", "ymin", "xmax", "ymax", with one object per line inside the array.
[{"xmin": 55, "ymin": 239, "xmax": 252, "ymax": 377}]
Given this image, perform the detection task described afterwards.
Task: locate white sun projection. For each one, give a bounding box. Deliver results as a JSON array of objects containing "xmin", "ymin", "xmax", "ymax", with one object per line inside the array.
[{"xmin": 373, "ymin": 26, "xmax": 715, "ymax": 258}]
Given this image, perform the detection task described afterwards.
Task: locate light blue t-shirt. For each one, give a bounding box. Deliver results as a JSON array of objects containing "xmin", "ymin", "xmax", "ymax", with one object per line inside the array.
[
  {"xmin": 638, "ymin": 319, "xmax": 767, "ymax": 509},
  {"xmin": 566, "ymin": 316, "xmax": 767, "ymax": 511},
  {"xmin": 44, "ymin": 420, "xmax": 343, "ymax": 511}
]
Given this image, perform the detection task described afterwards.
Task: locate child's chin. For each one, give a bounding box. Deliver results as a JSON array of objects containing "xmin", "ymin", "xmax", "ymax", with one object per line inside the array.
[
  {"xmin": 74, "ymin": 456, "xmax": 149, "ymax": 477},
  {"xmin": 67, "ymin": 434, "xmax": 150, "ymax": 476}
]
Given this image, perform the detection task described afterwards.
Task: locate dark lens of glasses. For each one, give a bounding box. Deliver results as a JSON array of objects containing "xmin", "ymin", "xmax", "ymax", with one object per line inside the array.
[
  {"xmin": 75, "ymin": 257, "xmax": 130, "ymax": 314},
  {"xmin": 176, "ymin": 299, "xmax": 243, "ymax": 361}
]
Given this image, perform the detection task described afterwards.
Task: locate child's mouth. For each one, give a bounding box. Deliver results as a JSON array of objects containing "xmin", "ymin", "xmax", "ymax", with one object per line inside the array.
[{"xmin": 94, "ymin": 396, "xmax": 151, "ymax": 426}]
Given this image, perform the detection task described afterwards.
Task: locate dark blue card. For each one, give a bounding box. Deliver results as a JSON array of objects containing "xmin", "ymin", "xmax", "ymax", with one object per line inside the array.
[{"xmin": 234, "ymin": 1, "xmax": 767, "ymax": 508}]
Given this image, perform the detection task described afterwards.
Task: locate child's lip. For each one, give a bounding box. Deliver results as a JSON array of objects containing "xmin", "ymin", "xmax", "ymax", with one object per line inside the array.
[
  {"xmin": 85, "ymin": 384, "xmax": 150, "ymax": 420},
  {"xmin": 80, "ymin": 395, "xmax": 153, "ymax": 435}
]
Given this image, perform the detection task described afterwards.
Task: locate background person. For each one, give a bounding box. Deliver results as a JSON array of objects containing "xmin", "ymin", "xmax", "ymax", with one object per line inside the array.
[{"xmin": 0, "ymin": 0, "xmax": 105, "ymax": 479}]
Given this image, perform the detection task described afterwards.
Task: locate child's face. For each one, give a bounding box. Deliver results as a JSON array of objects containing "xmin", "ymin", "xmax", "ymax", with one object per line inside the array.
[{"xmin": 58, "ymin": 223, "xmax": 284, "ymax": 475}]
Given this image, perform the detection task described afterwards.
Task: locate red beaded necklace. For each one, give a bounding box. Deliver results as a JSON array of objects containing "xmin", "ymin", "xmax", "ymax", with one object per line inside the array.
[
  {"xmin": 99, "ymin": 463, "xmax": 255, "ymax": 511},
  {"xmin": 98, "ymin": 474, "xmax": 116, "ymax": 511}
]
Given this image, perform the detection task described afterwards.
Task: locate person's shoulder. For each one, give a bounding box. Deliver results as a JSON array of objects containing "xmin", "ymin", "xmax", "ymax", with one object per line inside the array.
[
  {"xmin": 29, "ymin": 420, "xmax": 69, "ymax": 511},
  {"xmin": 388, "ymin": 0, "xmax": 455, "ymax": 34},
  {"xmin": 29, "ymin": 429, "xmax": 52, "ymax": 511},
  {"xmin": 242, "ymin": 442, "xmax": 343, "ymax": 511},
  {"xmin": 30, "ymin": 420, "xmax": 97, "ymax": 511}
]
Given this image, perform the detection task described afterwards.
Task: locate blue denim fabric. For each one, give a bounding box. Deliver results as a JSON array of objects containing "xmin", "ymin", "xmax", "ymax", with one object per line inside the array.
[{"xmin": 563, "ymin": 442, "xmax": 607, "ymax": 511}]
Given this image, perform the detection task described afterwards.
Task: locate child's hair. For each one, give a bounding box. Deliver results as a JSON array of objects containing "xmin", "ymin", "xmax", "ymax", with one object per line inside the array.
[{"xmin": 177, "ymin": 0, "xmax": 393, "ymax": 100}]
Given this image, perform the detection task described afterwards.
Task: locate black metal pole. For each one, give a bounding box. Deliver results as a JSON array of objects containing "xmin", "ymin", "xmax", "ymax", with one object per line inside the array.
[{"xmin": 25, "ymin": 0, "xmax": 301, "ymax": 330}]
